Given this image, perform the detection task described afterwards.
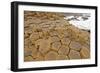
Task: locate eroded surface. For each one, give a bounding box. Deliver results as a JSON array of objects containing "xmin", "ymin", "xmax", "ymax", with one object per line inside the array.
[{"xmin": 24, "ymin": 11, "xmax": 90, "ymax": 62}]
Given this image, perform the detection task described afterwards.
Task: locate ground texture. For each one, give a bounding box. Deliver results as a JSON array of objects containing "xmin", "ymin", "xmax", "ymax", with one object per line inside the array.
[{"xmin": 24, "ymin": 11, "xmax": 90, "ymax": 62}]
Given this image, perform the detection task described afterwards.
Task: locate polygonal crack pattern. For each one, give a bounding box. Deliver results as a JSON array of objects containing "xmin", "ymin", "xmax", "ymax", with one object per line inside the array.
[{"xmin": 24, "ymin": 11, "xmax": 90, "ymax": 62}]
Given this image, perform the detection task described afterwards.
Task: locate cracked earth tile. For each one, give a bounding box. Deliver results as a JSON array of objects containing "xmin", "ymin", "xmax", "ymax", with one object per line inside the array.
[
  {"xmin": 24, "ymin": 31, "xmax": 30, "ymax": 38},
  {"xmin": 48, "ymin": 36, "xmax": 60, "ymax": 43},
  {"xmin": 24, "ymin": 47, "xmax": 32, "ymax": 57},
  {"xmin": 78, "ymin": 33, "xmax": 90, "ymax": 44},
  {"xmin": 57, "ymin": 55, "xmax": 69, "ymax": 60},
  {"xmin": 80, "ymin": 46, "xmax": 90, "ymax": 59},
  {"xmin": 62, "ymin": 30, "xmax": 69, "ymax": 38},
  {"xmin": 35, "ymin": 52, "xmax": 44, "ymax": 61},
  {"xmin": 67, "ymin": 25, "xmax": 80, "ymax": 39},
  {"xmin": 69, "ymin": 50, "xmax": 81, "ymax": 59},
  {"xmin": 29, "ymin": 45, "xmax": 38, "ymax": 58},
  {"xmin": 49, "ymin": 30, "xmax": 59, "ymax": 36},
  {"xmin": 24, "ymin": 56, "xmax": 34, "ymax": 61},
  {"xmin": 58, "ymin": 45, "xmax": 69, "ymax": 55},
  {"xmin": 69, "ymin": 41, "xmax": 82, "ymax": 51},
  {"xmin": 29, "ymin": 32, "xmax": 39, "ymax": 44},
  {"xmin": 45, "ymin": 51, "xmax": 58, "ymax": 60},
  {"xmin": 24, "ymin": 38, "xmax": 31, "ymax": 47},
  {"xmin": 51, "ymin": 41, "xmax": 61, "ymax": 51},
  {"xmin": 67, "ymin": 25, "xmax": 80, "ymax": 34},
  {"xmin": 61, "ymin": 38, "xmax": 71, "ymax": 45},
  {"xmin": 36, "ymin": 39, "xmax": 51, "ymax": 54}
]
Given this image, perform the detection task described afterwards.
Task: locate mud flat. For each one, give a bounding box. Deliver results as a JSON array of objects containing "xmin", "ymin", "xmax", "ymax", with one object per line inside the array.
[{"xmin": 24, "ymin": 11, "xmax": 90, "ymax": 62}]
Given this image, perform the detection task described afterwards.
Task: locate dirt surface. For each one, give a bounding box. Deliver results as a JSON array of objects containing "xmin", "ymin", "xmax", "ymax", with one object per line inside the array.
[{"xmin": 24, "ymin": 11, "xmax": 90, "ymax": 62}]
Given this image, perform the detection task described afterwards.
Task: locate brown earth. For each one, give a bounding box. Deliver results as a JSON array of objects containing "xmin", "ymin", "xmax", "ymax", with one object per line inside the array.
[{"xmin": 24, "ymin": 11, "xmax": 90, "ymax": 62}]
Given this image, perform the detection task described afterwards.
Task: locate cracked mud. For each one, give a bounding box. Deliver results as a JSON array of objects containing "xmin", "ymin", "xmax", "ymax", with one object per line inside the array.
[{"xmin": 24, "ymin": 11, "xmax": 90, "ymax": 62}]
